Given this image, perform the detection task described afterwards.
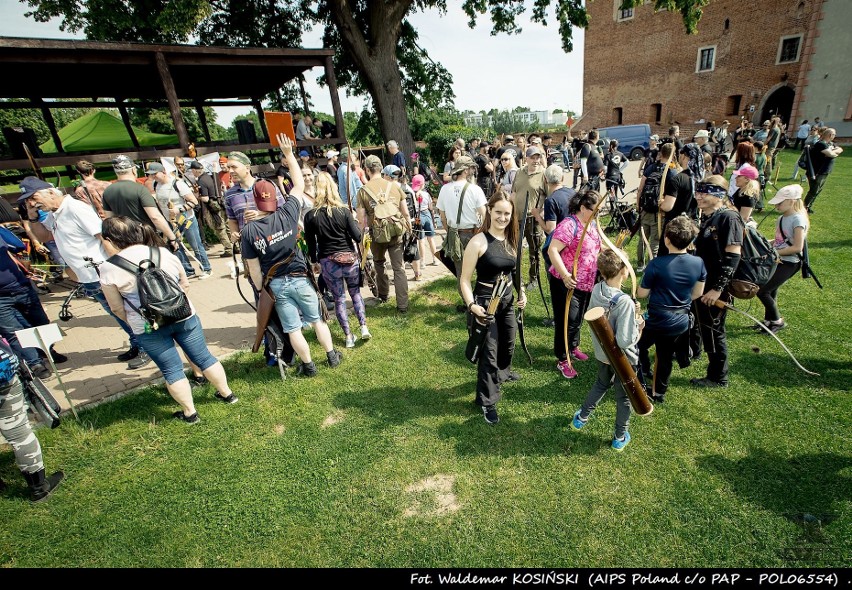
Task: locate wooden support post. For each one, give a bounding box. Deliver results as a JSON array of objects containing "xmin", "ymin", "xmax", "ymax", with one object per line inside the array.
[
  {"xmin": 253, "ymin": 99, "xmax": 275, "ymax": 162},
  {"xmin": 298, "ymin": 75, "xmax": 310, "ymax": 115},
  {"xmin": 116, "ymin": 99, "xmax": 140, "ymax": 149},
  {"xmin": 324, "ymin": 56, "xmax": 346, "ymax": 147},
  {"xmin": 154, "ymin": 51, "xmax": 190, "ymax": 150},
  {"xmin": 36, "ymin": 98, "xmax": 64, "ymax": 153},
  {"xmin": 275, "ymin": 88, "xmax": 285, "ymax": 111},
  {"xmin": 195, "ymin": 102, "xmax": 211, "ymax": 143}
]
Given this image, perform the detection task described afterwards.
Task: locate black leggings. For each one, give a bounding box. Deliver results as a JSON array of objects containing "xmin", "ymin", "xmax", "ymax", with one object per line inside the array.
[
  {"xmin": 638, "ymin": 325, "xmax": 688, "ymax": 396},
  {"xmin": 757, "ymin": 260, "xmax": 801, "ymax": 322}
]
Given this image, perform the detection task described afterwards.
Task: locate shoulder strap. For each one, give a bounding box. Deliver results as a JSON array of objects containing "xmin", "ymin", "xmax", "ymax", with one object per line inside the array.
[
  {"xmin": 261, "ymin": 248, "xmax": 298, "ymax": 289},
  {"xmin": 456, "ymin": 182, "xmax": 471, "ymax": 225},
  {"xmin": 108, "ymin": 254, "xmax": 140, "ymax": 275},
  {"xmin": 149, "ymin": 246, "xmax": 160, "ymax": 268}
]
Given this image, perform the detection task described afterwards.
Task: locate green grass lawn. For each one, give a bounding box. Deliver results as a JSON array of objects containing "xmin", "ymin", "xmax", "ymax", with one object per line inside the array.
[{"xmin": 1, "ymin": 152, "xmax": 849, "ymax": 567}]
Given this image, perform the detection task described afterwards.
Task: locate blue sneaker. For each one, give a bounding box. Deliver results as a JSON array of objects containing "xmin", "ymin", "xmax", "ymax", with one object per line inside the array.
[
  {"xmin": 612, "ymin": 431, "xmax": 631, "ymax": 451},
  {"xmin": 570, "ymin": 410, "xmax": 588, "ymax": 431}
]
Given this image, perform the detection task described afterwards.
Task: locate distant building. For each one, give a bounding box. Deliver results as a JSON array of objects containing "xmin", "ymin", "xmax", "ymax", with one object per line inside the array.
[
  {"xmin": 582, "ymin": 0, "xmax": 851, "ymax": 141},
  {"xmin": 464, "ymin": 110, "xmax": 569, "ymax": 128}
]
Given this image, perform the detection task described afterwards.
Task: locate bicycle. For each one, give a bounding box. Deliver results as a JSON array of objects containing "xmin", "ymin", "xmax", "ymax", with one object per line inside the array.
[{"xmin": 57, "ymin": 257, "xmax": 102, "ymax": 322}]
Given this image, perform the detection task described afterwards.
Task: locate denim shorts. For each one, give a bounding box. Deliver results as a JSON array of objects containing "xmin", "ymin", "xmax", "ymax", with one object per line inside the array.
[
  {"xmin": 136, "ymin": 314, "xmax": 218, "ymax": 384},
  {"xmin": 419, "ymin": 215, "xmax": 435, "ymax": 237},
  {"xmin": 269, "ymin": 276, "xmax": 321, "ymax": 333}
]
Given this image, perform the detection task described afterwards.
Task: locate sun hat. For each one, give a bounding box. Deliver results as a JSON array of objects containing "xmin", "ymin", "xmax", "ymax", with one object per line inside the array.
[{"xmin": 768, "ymin": 183, "xmax": 804, "ymax": 205}]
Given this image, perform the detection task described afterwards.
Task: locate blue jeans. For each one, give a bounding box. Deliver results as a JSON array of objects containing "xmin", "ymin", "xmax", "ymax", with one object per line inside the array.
[
  {"xmin": 136, "ymin": 315, "xmax": 217, "ymax": 384},
  {"xmin": 175, "ymin": 215, "xmax": 211, "ymax": 275},
  {"xmin": 269, "ymin": 276, "xmax": 321, "ymax": 333},
  {"xmin": 81, "ymin": 281, "xmax": 140, "ymax": 350},
  {"xmin": 0, "ymin": 284, "xmax": 50, "ymax": 366}
]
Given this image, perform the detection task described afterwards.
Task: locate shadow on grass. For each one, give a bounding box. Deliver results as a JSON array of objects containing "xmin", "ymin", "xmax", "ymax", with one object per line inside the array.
[
  {"xmin": 727, "ymin": 351, "xmax": 850, "ymax": 389},
  {"xmin": 698, "ymin": 449, "xmax": 850, "ymax": 520}
]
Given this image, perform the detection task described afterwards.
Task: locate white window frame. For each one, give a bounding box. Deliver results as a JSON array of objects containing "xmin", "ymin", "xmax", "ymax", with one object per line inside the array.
[
  {"xmin": 776, "ymin": 34, "xmax": 803, "ymax": 65},
  {"xmin": 696, "ymin": 45, "xmax": 716, "ymax": 73},
  {"xmin": 614, "ymin": 0, "xmax": 634, "ymax": 22}
]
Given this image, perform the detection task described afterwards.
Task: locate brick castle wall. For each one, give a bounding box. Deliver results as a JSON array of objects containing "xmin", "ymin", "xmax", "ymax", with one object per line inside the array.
[{"xmin": 582, "ymin": 0, "xmax": 813, "ymax": 139}]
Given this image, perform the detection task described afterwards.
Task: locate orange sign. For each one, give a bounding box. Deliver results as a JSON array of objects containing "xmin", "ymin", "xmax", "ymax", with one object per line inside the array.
[{"xmin": 264, "ymin": 111, "xmax": 296, "ymax": 146}]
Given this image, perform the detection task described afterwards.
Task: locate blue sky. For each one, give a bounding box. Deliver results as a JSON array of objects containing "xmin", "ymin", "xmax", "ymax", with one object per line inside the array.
[{"xmin": 0, "ymin": 0, "xmax": 585, "ymax": 126}]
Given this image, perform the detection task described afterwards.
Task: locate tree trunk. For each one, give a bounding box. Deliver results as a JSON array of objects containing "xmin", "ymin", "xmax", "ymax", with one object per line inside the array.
[
  {"xmin": 359, "ymin": 52, "xmax": 415, "ymax": 157},
  {"xmin": 327, "ymin": 0, "xmax": 416, "ymax": 158}
]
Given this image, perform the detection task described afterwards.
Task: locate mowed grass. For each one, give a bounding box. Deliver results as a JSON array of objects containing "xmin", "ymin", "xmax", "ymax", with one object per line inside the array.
[{"xmin": 0, "ymin": 152, "xmax": 849, "ymax": 567}]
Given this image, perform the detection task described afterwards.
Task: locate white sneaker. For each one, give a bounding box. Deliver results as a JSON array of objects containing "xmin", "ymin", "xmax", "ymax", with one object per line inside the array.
[
  {"xmin": 360, "ymin": 325, "xmax": 372, "ymax": 340},
  {"xmin": 198, "ymin": 271, "xmax": 212, "ymax": 280},
  {"xmin": 345, "ymin": 334, "xmax": 356, "ymax": 348}
]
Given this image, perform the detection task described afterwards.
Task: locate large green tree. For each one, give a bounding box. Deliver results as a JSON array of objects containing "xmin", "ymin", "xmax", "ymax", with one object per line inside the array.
[{"xmin": 22, "ymin": 0, "xmax": 708, "ymax": 155}]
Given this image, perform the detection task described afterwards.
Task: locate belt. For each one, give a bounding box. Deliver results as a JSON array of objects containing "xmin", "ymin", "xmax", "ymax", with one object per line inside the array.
[{"xmin": 649, "ymin": 305, "xmax": 689, "ymax": 316}]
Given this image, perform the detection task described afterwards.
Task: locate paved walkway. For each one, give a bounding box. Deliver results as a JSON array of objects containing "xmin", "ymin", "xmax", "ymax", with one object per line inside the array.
[{"xmin": 37, "ymin": 236, "xmax": 449, "ymax": 414}]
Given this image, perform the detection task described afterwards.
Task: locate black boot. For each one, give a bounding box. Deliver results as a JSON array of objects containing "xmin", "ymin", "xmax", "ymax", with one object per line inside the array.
[{"xmin": 22, "ymin": 469, "xmax": 65, "ymax": 503}]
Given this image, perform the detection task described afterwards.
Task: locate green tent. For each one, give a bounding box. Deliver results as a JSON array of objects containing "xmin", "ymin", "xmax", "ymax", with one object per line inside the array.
[{"xmin": 40, "ymin": 111, "xmax": 179, "ymax": 153}]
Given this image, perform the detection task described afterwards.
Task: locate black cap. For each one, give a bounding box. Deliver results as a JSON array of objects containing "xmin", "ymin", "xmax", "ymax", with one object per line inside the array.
[{"xmin": 189, "ymin": 161, "xmax": 203, "ymax": 170}]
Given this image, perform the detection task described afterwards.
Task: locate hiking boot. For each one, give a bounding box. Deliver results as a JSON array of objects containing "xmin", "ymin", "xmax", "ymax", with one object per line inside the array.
[
  {"xmin": 570, "ymin": 409, "xmax": 588, "ymax": 431},
  {"xmin": 23, "ymin": 469, "xmax": 65, "ymax": 503},
  {"xmin": 611, "ymin": 431, "xmax": 631, "ymax": 451},
  {"xmin": 690, "ymin": 377, "xmax": 727, "ymax": 388},
  {"xmin": 215, "ymin": 392, "xmax": 239, "ymax": 404},
  {"xmin": 570, "ymin": 347, "xmax": 589, "ymax": 361},
  {"xmin": 31, "ymin": 363, "xmax": 52, "ymax": 379},
  {"xmin": 172, "ymin": 410, "xmax": 200, "ymax": 424},
  {"xmin": 327, "ymin": 349, "xmax": 343, "ymax": 368},
  {"xmin": 360, "ymin": 325, "xmax": 372, "ymax": 340},
  {"xmin": 505, "ymin": 371, "xmax": 521, "ymax": 382},
  {"xmin": 345, "ymin": 334, "xmax": 356, "ymax": 349},
  {"xmin": 750, "ymin": 321, "xmax": 770, "ymax": 331},
  {"xmin": 296, "ymin": 361, "xmax": 318, "ymax": 377},
  {"xmin": 650, "ymin": 393, "xmax": 666, "ymax": 404},
  {"xmin": 542, "ymin": 318, "xmax": 555, "ymax": 328},
  {"xmin": 482, "ymin": 405, "xmax": 499, "ymax": 424},
  {"xmin": 128, "ymin": 351, "xmax": 152, "ymax": 370},
  {"xmin": 557, "ymin": 359, "xmax": 578, "ymax": 379},
  {"xmin": 219, "ymin": 251, "xmax": 232, "ymax": 258},
  {"xmin": 117, "ymin": 347, "xmax": 140, "ymax": 362}
]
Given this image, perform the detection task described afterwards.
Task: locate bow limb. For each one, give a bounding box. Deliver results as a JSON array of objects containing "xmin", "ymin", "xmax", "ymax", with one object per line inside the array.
[
  {"xmin": 640, "ymin": 225, "xmax": 653, "ymax": 263},
  {"xmin": 714, "ymin": 301, "xmax": 820, "ymax": 376},
  {"xmin": 514, "ymin": 190, "xmax": 533, "ymax": 365},
  {"xmin": 596, "ymin": 210, "xmax": 637, "ymax": 301},
  {"xmin": 657, "ymin": 149, "xmax": 674, "ymax": 238},
  {"xmin": 562, "ymin": 196, "xmax": 607, "ymax": 369}
]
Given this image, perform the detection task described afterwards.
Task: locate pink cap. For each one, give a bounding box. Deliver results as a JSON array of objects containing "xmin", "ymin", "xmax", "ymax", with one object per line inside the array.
[
  {"xmin": 411, "ymin": 174, "xmax": 425, "ymax": 192},
  {"xmin": 733, "ymin": 164, "xmax": 759, "ymax": 181}
]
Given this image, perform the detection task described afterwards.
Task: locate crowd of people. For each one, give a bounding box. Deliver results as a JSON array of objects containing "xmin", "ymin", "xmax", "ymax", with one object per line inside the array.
[{"xmin": 0, "ymin": 110, "xmax": 842, "ymax": 499}]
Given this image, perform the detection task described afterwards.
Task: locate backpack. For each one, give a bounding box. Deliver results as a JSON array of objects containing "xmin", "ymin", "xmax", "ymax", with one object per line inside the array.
[
  {"xmin": 721, "ymin": 219, "xmax": 779, "ymax": 299},
  {"xmin": 109, "ymin": 247, "xmax": 192, "ymax": 330},
  {"xmin": 362, "ymin": 181, "xmax": 405, "ymax": 244},
  {"xmin": 639, "ymin": 162, "xmax": 666, "ymax": 213}
]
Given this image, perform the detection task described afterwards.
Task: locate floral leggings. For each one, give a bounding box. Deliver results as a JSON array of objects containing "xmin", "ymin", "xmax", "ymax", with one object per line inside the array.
[{"xmin": 320, "ymin": 257, "xmax": 367, "ymax": 336}]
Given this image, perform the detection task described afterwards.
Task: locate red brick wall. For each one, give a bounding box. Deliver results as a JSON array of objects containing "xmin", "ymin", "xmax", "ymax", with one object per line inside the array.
[{"xmin": 582, "ymin": 0, "xmax": 812, "ymax": 140}]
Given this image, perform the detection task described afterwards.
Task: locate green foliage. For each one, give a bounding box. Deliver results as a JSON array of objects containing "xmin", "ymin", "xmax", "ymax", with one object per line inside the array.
[
  {"xmin": 408, "ymin": 107, "xmax": 464, "ymax": 143},
  {"xmin": 423, "ymin": 124, "xmax": 482, "ymax": 165},
  {"xmin": 482, "ymin": 110, "xmax": 540, "ymax": 136},
  {"xmin": 349, "ymin": 108, "xmax": 383, "ymax": 146},
  {"xmin": 129, "ymin": 105, "xmax": 221, "ymax": 142},
  {"xmin": 23, "ymin": 0, "xmax": 211, "ymax": 43}
]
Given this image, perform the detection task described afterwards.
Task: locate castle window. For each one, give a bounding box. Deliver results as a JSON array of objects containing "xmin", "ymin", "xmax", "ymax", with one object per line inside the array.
[
  {"xmin": 777, "ymin": 35, "xmax": 803, "ymax": 64},
  {"xmin": 696, "ymin": 46, "xmax": 716, "ymax": 73}
]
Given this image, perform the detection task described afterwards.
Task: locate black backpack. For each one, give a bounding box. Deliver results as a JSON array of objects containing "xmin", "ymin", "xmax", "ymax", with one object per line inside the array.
[
  {"xmin": 640, "ymin": 162, "xmax": 665, "ymax": 213},
  {"xmin": 110, "ymin": 247, "xmax": 192, "ymax": 330},
  {"xmin": 721, "ymin": 220, "xmax": 779, "ymax": 299}
]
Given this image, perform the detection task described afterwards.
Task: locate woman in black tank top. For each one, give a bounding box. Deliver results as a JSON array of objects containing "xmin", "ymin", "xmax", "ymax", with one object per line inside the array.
[{"xmin": 459, "ymin": 191, "xmax": 527, "ymax": 424}]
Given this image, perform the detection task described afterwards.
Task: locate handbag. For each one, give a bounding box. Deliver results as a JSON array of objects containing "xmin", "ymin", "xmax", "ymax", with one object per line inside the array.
[
  {"xmin": 440, "ymin": 182, "xmax": 470, "ymax": 261},
  {"xmin": 402, "ymin": 231, "xmax": 419, "ymax": 263}
]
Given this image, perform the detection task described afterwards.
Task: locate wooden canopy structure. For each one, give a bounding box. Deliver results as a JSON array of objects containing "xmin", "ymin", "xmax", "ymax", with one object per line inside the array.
[{"xmin": 0, "ymin": 37, "xmax": 346, "ymax": 172}]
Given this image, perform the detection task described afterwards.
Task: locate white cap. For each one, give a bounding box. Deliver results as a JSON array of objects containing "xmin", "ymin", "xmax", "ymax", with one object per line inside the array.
[{"xmin": 325, "ymin": 149, "xmax": 339, "ymax": 159}]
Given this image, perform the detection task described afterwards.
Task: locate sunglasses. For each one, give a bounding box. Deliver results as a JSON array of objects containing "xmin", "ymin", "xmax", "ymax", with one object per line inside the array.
[{"xmin": 500, "ymin": 158, "xmax": 511, "ymax": 161}]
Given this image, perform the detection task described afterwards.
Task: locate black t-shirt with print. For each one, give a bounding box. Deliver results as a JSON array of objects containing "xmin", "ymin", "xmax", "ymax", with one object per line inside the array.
[
  {"xmin": 694, "ymin": 208, "xmax": 744, "ymax": 286},
  {"xmin": 603, "ymin": 150, "xmax": 627, "ymax": 181},
  {"xmin": 240, "ymin": 196, "xmax": 307, "ymax": 279}
]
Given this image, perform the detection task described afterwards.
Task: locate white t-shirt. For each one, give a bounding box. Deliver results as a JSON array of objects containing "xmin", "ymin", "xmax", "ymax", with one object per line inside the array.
[
  {"xmin": 99, "ymin": 245, "xmax": 194, "ymax": 334},
  {"xmin": 155, "ymin": 177, "xmax": 195, "ymax": 217},
  {"xmin": 51, "ymin": 196, "xmax": 108, "ymax": 284},
  {"xmin": 437, "ymin": 180, "xmax": 487, "ymax": 229}
]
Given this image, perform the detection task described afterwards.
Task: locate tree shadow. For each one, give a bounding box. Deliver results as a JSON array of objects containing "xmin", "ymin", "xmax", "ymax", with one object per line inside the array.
[{"xmin": 696, "ymin": 449, "xmax": 850, "ymax": 565}]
